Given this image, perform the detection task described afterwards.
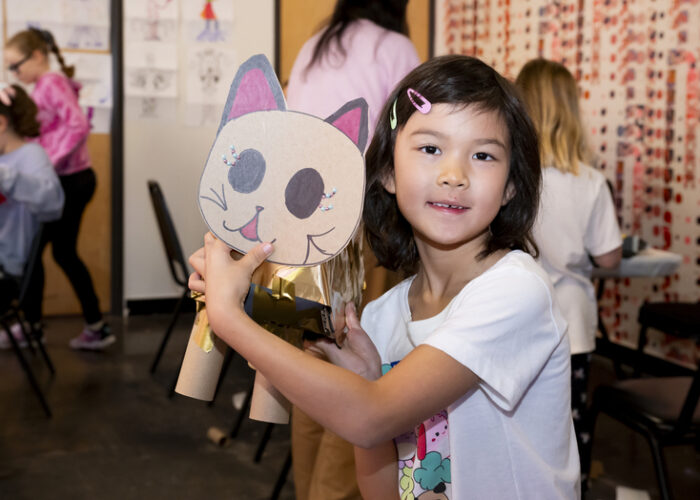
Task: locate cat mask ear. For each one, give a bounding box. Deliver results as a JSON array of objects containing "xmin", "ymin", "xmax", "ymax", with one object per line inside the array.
[
  {"xmin": 325, "ymin": 98, "xmax": 369, "ymax": 152},
  {"xmin": 217, "ymin": 54, "xmax": 286, "ymax": 133}
]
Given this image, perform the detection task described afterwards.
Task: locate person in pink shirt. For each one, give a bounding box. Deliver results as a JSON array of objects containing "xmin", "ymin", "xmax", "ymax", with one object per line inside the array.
[
  {"xmin": 4, "ymin": 28, "xmax": 114, "ymax": 350},
  {"xmin": 285, "ymin": 2, "xmax": 419, "ymax": 498}
]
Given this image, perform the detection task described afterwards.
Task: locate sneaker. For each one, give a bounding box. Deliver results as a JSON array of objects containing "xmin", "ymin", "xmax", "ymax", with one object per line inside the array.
[
  {"xmin": 0, "ymin": 322, "xmax": 28, "ymax": 349},
  {"xmin": 69, "ymin": 324, "xmax": 116, "ymax": 351}
]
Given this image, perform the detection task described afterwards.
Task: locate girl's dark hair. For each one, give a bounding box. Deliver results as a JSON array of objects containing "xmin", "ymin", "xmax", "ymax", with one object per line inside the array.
[
  {"xmin": 7, "ymin": 28, "xmax": 75, "ymax": 79},
  {"xmin": 364, "ymin": 55, "xmax": 541, "ymax": 274},
  {"xmin": 307, "ymin": 0, "xmax": 409, "ymax": 70},
  {"xmin": 0, "ymin": 85, "xmax": 41, "ymax": 138}
]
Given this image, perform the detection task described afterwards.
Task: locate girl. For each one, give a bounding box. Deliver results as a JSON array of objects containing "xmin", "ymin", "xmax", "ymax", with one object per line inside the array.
[
  {"xmin": 516, "ymin": 59, "xmax": 622, "ymax": 490},
  {"xmin": 4, "ymin": 28, "xmax": 113, "ymax": 350},
  {"xmin": 286, "ymin": 1, "xmax": 418, "ymax": 497},
  {"xmin": 0, "ymin": 84, "xmax": 63, "ymax": 347},
  {"xmin": 189, "ymin": 55, "xmax": 580, "ymax": 498}
]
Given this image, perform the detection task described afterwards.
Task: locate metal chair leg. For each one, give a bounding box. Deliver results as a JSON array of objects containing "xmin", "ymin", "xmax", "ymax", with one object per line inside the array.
[
  {"xmin": 270, "ymin": 449, "xmax": 292, "ymax": 500},
  {"xmin": 151, "ymin": 289, "xmax": 189, "ymax": 374},
  {"xmin": 230, "ymin": 381, "xmax": 254, "ymax": 439},
  {"xmin": 31, "ymin": 324, "xmax": 55, "ymax": 375},
  {"xmin": 1, "ymin": 319, "xmax": 52, "ymax": 417},
  {"xmin": 646, "ymin": 433, "xmax": 673, "ymax": 500},
  {"xmin": 254, "ymin": 423, "xmax": 275, "ymax": 463}
]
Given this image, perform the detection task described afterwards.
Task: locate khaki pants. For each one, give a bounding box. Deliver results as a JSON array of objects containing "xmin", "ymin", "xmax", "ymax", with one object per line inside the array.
[{"xmin": 291, "ymin": 406, "xmax": 362, "ymax": 500}]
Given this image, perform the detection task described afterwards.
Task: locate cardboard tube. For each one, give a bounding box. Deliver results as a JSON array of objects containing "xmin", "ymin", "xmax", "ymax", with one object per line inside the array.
[
  {"xmin": 249, "ymin": 371, "xmax": 290, "ymax": 424},
  {"xmin": 207, "ymin": 426, "xmax": 228, "ymax": 447},
  {"xmin": 175, "ymin": 308, "xmax": 226, "ymax": 401}
]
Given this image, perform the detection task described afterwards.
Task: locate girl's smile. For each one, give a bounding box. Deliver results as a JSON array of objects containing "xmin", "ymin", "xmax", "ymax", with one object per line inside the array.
[{"xmin": 385, "ymin": 103, "xmax": 512, "ymax": 251}]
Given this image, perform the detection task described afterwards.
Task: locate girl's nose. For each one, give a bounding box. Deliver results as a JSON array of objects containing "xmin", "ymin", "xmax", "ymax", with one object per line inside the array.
[{"xmin": 437, "ymin": 160, "xmax": 469, "ymax": 188}]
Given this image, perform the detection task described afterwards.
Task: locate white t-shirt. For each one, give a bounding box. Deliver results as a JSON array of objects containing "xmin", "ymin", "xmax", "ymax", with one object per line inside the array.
[
  {"xmin": 361, "ymin": 251, "xmax": 580, "ymax": 500},
  {"xmin": 533, "ymin": 164, "xmax": 622, "ymax": 355}
]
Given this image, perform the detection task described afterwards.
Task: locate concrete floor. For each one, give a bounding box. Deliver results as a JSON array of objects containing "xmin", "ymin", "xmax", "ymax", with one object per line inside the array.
[{"xmin": 0, "ymin": 313, "xmax": 698, "ymax": 499}]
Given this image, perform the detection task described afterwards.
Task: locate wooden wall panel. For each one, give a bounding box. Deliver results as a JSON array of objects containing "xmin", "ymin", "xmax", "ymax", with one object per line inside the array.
[{"xmin": 42, "ymin": 133, "xmax": 111, "ymax": 316}]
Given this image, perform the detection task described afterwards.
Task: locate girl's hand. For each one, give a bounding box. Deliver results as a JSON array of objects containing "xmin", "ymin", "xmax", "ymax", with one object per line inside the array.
[
  {"xmin": 188, "ymin": 232, "xmax": 273, "ymax": 322},
  {"xmin": 309, "ymin": 302, "xmax": 382, "ymax": 381}
]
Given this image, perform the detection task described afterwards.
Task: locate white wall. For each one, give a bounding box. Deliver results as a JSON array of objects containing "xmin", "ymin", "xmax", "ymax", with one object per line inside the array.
[{"xmin": 123, "ymin": 1, "xmax": 275, "ymax": 306}]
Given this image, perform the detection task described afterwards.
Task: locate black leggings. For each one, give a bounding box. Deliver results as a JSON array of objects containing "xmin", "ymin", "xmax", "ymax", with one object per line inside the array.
[
  {"xmin": 25, "ymin": 168, "xmax": 102, "ymax": 325},
  {"xmin": 571, "ymin": 352, "xmax": 592, "ymax": 483},
  {"xmin": 0, "ymin": 275, "xmax": 20, "ymax": 313}
]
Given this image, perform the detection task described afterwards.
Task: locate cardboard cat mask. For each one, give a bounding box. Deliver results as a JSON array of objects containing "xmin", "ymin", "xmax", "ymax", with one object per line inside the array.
[{"xmin": 198, "ymin": 54, "xmax": 368, "ymax": 266}]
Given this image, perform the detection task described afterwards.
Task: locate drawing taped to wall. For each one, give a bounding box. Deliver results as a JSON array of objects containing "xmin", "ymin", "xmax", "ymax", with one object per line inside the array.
[
  {"xmin": 197, "ymin": 0, "xmax": 224, "ymax": 41},
  {"xmin": 186, "ymin": 46, "xmax": 235, "ymax": 105},
  {"xmin": 182, "ymin": 0, "xmax": 233, "ymax": 43},
  {"xmin": 126, "ymin": 68, "xmax": 177, "ymax": 98},
  {"xmin": 4, "ymin": 0, "xmax": 110, "ymax": 51}
]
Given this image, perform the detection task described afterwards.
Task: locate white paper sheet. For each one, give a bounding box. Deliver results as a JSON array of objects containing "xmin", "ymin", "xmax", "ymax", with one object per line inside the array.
[{"xmin": 185, "ymin": 46, "xmax": 235, "ymax": 104}]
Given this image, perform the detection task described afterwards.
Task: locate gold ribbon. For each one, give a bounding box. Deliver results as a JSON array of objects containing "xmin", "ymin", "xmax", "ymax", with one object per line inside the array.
[{"xmin": 190, "ymin": 291, "xmax": 215, "ymax": 353}]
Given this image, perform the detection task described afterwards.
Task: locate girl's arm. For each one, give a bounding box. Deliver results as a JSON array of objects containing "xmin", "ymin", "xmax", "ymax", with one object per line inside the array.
[
  {"xmin": 355, "ymin": 441, "xmax": 400, "ymax": 500},
  {"xmin": 312, "ymin": 306, "xmax": 399, "ymax": 498},
  {"xmin": 37, "ymin": 75, "xmax": 90, "ymax": 169},
  {"xmin": 189, "ymin": 234, "xmax": 479, "ymax": 448}
]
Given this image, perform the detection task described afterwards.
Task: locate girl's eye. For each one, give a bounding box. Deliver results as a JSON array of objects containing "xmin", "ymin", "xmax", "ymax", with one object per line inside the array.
[
  {"xmin": 420, "ymin": 145, "xmax": 441, "ymax": 155},
  {"xmin": 473, "ymin": 152, "xmax": 495, "ymax": 161}
]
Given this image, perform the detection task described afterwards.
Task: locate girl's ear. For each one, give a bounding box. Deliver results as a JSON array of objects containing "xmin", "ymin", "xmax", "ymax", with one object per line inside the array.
[
  {"xmin": 0, "ymin": 115, "xmax": 9, "ymax": 133},
  {"xmin": 501, "ymin": 181, "xmax": 515, "ymax": 206},
  {"xmin": 382, "ymin": 171, "xmax": 396, "ymax": 194}
]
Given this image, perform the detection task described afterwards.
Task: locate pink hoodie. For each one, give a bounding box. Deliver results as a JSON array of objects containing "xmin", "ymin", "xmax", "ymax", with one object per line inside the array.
[{"xmin": 31, "ymin": 72, "xmax": 91, "ymax": 176}]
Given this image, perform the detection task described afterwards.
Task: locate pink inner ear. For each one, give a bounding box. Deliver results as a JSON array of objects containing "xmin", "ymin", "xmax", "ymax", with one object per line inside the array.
[
  {"xmin": 331, "ymin": 107, "xmax": 362, "ymax": 146},
  {"xmin": 228, "ymin": 69, "xmax": 279, "ymax": 120}
]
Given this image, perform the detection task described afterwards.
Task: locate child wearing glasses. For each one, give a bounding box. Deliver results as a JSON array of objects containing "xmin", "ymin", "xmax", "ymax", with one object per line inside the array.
[{"xmin": 3, "ymin": 28, "xmax": 113, "ymax": 350}]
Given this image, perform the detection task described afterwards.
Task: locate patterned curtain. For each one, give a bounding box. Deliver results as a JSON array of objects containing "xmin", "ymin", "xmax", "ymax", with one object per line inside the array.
[{"xmin": 435, "ymin": 0, "xmax": 699, "ymax": 366}]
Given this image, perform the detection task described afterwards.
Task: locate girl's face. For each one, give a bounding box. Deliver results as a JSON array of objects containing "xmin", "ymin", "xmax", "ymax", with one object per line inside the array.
[
  {"xmin": 385, "ymin": 103, "xmax": 512, "ymax": 252},
  {"xmin": 4, "ymin": 47, "xmax": 45, "ymax": 85}
]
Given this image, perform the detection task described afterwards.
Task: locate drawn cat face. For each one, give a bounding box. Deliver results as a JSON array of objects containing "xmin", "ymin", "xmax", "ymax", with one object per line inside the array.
[{"xmin": 198, "ymin": 54, "xmax": 368, "ymax": 266}]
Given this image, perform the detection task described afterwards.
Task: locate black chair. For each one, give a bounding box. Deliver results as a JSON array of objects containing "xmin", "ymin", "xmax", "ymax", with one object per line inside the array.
[
  {"xmin": 0, "ymin": 225, "xmax": 55, "ymax": 417},
  {"xmin": 147, "ymin": 180, "xmax": 193, "ymax": 374},
  {"xmin": 589, "ymin": 302, "xmax": 700, "ymax": 500}
]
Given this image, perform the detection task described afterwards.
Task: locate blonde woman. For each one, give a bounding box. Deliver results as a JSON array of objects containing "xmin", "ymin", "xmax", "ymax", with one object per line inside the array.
[{"xmin": 516, "ymin": 59, "xmax": 622, "ymax": 492}]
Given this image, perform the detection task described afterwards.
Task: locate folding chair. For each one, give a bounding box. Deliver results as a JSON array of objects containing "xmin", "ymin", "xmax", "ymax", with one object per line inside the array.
[
  {"xmin": 589, "ymin": 302, "xmax": 700, "ymax": 500},
  {"xmin": 1, "ymin": 225, "xmax": 55, "ymax": 417},
  {"xmin": 147, "ymin": 180, "xmax": 193, "ymax": 374}
]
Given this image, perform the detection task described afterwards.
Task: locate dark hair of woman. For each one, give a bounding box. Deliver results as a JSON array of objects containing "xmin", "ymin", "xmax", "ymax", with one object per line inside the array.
[
  {"xmin": 306, "ymin": 0, "xmax": 409, "ymax": 71},
  {"xmin": 0, "ymin": 85, "xmax": 41, "ymax": 138},
  {"xmin": 364, "ymin": 55, "xmax": 541, "ymax": 275}
]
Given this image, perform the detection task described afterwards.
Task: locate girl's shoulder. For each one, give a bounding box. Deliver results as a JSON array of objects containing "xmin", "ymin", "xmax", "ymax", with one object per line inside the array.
[
  {"xmin": 35, "ymin": 72, "xmax": 80, "ymax": 99},
  {"xmin": 456, "ymin": 251, "xmax": 555, "ymax": 304}
]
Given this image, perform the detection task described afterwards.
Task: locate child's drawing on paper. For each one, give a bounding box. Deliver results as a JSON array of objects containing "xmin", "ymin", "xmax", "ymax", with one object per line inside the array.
[
  {"xmin": 198, "ymin": 55, "xmax": 368, "ymax": 266},
  {"xmin": 146, "ymin": 0, "xmax": 174, "ymax": 41},
  {"xmin": 198, "ymin": 49, "xmax": 222, "ymax": 94},
  {"xmin": 197, "ymin": 0, "xmax": 225, "ymax": 41}
]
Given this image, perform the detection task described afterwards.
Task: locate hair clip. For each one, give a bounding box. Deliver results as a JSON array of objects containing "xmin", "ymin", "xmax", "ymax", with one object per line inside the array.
[
  {"xmin": 407, "ymin": 88, "xmax": 431, "ymax": 114},
  {"xmin": 389, "ymin": 98, "xmax": 398, "ymax": 130},
  {"xmin": 318, "ymin": 188, "xmax": 337, "ymax": 212},
  {"xmin": 221, "ymin": 145, "xmax": 240, "ymax": 167}
]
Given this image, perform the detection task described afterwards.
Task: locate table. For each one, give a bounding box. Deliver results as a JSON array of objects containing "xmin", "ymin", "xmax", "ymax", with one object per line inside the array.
[
  {"xmin": 592, "ymin": 248, "xmax": 683, "ymax": 377},
  {"xmin": 591, "ymin": 247, "xmax": 683, "ymax": 279}
]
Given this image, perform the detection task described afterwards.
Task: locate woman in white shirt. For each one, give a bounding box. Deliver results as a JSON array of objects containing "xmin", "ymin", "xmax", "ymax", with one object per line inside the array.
[{"xmin": 516, "ymin": 58, "xmax": 622, "ymax": 494}]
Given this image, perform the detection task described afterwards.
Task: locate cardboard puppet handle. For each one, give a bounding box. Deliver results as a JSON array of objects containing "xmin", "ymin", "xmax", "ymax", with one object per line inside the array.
[
  {"xmin": 175, "ymin": 303, "xmax": 227, "ymax": 401},
  {"xmin": 249, "ymin": 370, "xmax": 291, "ymax": 424}
]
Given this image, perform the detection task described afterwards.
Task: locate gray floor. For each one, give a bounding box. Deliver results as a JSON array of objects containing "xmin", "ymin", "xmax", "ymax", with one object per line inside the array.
[{"xmin": 1, "ymin": 313, "xmax": 698, "ymax": 499}]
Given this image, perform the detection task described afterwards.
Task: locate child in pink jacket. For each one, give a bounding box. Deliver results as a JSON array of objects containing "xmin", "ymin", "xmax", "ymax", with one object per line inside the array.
[{"xmin": 4, "ymin": 27, "xmax": 114, "ymax": 350}]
